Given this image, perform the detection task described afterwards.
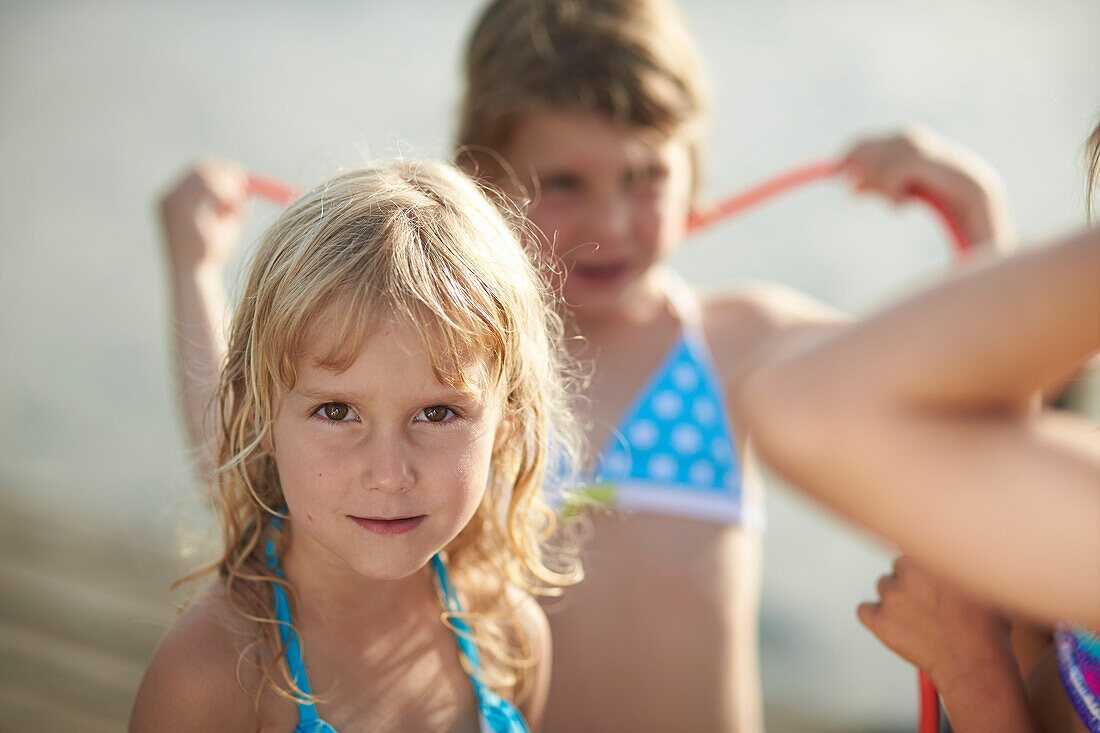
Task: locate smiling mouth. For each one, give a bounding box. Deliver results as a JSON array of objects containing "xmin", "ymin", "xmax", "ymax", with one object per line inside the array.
[{"xmin": 349, "ymin": 515, "xmax": 426, "ymax": 535}]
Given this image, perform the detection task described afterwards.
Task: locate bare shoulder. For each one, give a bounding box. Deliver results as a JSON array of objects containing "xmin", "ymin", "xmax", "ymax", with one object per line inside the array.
[
  {"xmin": 505, "ymin": 583, "xmax": 550, "ymax": 656},
  {"xmin": 130, "ymin": 588, "xmax": 261, "ymax": 732},
  {"xmin": 504, "ymin": 583, "xmax": 551, "ymax": 729},
  {"xmin": 697, "ymin": 282, "xmax": 847, "ymax": 385}
]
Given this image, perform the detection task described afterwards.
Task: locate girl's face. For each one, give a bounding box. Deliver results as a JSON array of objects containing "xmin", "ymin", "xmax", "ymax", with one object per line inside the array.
[
  {"xmin": 270, "ymin": 310, "xmax": 502, "ymax": 581},
  {"xmin": 500, "ymin": 106, "xmax": 694, "ymax": 317}
]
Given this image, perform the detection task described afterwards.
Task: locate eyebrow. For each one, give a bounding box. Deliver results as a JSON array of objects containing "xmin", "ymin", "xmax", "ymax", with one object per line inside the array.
[{"xmin": 291, "ymin": 383, "xmax": 483, "ymax": 404}]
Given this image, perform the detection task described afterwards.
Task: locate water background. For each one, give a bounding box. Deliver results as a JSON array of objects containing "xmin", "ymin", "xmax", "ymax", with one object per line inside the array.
[{"xmin": 2, "ymin": 1, "xmax": 1098, "ymax": 728}]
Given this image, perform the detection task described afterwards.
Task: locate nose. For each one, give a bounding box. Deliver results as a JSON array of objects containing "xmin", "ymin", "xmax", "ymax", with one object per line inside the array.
[
  {"xmin": 361, "ymin": 432, "xmax": 414, "ymax": 494},
  {"xmin": 588, "ymin": 190, "xmax": 632, "ymax": 252}
]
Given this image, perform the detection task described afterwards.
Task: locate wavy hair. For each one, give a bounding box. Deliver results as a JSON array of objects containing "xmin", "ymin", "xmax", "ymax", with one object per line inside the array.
[{"xmin": 182, "ymin": 159, "xmax": 583, "ymax": 708}]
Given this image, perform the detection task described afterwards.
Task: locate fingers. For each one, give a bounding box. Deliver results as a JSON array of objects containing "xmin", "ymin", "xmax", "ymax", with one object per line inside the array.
[
  {"xmin": 164, "ymin": 159, "xmax": 249, "ymax": 214},
  {"xmin": 876, "ymin": 570, "xmax": 896, "ymax": 599},
  {"xmin": 861, "ymin": 556, "xmax": 926, "ymax": 635},
  {"xmin": 856, "ymin": 600, "xmax": 880, "ymax": 630},
  {"xmin": 195, "ymin": 159, "xmax": 249, "ymax": 212},
  {"xmin": 842, "ymin": 131, "xmax": 925, "ymax": 205}
]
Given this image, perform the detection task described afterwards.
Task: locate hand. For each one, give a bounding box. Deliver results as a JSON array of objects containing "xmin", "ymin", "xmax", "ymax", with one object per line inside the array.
[
  {"xmin": 858, "ymin": 556, "xmax": 1015, "ymax": 694},
  {"xmin": 843, "ymin": 127, "xmax": 1013, "ymax": 250},
  {"xmin": 159, "ymin": 159, "xmax": 250, "ymax": 273}
]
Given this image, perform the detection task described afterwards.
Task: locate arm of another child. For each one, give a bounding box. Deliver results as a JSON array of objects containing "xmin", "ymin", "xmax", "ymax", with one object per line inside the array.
[
  {"xmin": 859, "ymin": 556, "xmax": 1040, "ymax": 732},
  {"xmin": 738, "ymin": 227, "xmax": 1100, "ymax": 626},
  {"xmin": 159, "ymin": 160, "xmax": 249, "ymax": 477},
  {"xmin": 130, "ymin": 594, "xmax": 256, "ymax": 732}
]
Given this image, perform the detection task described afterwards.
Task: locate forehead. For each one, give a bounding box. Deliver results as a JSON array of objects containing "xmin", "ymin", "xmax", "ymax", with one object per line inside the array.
[
  {"xmin": 296, "ymin": 304, "xmax": 495, "ymax": 395},
  {"xmin": 505, "ymin": 106, "xmax": 688, "ymax": 171}
]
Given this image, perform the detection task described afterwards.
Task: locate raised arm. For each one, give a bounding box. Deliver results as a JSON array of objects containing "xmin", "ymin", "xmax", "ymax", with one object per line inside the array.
[
  {"xmin": 159, "ymin": 160, "xmax": 249, "ymax": 475},
  {"xmin": 738, "ymin": 228, "xmax": 1100, "ymax": 627}
]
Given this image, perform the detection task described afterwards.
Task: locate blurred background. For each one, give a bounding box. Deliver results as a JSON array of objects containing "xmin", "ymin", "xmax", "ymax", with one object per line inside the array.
[{"xmin": 1, "ymin": 1, "xmax": 1098, "ymax": 730}]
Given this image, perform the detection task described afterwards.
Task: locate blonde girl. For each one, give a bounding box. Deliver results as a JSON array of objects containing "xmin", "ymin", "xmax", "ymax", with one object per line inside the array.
[{"xmin": 133, "ymin": 160, "xmax": 581, "ymax": 732}]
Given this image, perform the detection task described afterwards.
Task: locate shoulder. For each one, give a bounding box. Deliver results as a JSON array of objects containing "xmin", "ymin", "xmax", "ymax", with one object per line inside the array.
[
  {"xmin": 130, "ymin": 589, "xmax": 261, "ymax": 732},
  {"xmin": 505, "ymin": 583, "xmax": 550, "ymax": 657},
  {"xmin": 700, "ymin": 281, "xmax": 843, "ymax": 349},
  {"xmin": 696, "ymin": 282, "xmax": 847, "ymax": 385},
  {"xmin": 503, "ymin": 584, "xmax": 551, "ymax": 728}
]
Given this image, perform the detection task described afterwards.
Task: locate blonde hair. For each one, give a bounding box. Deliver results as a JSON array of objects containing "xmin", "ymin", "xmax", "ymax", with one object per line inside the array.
[
  {"xmin": 1086, "ymin": 118, "xmax": 1100, "ymax": 222},
  {"xmin": 457, "ymin": 0, "xmax": 710, "ymax": 195},
  {"xmin": 192, "ymin": 159, "xmax": 582, "ymax": 707}
]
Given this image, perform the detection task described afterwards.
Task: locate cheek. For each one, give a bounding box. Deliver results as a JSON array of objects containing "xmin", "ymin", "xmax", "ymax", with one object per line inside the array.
[
  {"xmin": 645, "ymin": 185, "xmax": 691, "ymax": 249},
  {"xmin": 438, "ymin": 434, "xmax": 496, "ymax": 502},
  {"xmin": 272, "ymin": 423, "xmax": 352, "ymax": 498},
  {"xmin": 528, "ymin": 200, "xmax": 582, "ymax": 243}
]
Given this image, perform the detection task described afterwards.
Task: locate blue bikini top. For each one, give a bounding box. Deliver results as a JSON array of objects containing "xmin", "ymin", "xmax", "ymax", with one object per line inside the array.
[
  {"xmin": 588, "ymin": 268, "xmax": 757, "ymax": 526},
  {"xmin": 263, "ymin": 517, "xmax": 529, "ymax": 733}
]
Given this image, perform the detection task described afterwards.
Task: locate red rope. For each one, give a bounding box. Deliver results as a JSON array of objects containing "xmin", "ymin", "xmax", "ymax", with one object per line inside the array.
[
  {"xmin": 688, "ymin": 160, "xmax": 842, "ymax": 231},
  {"xmin": 918, "ymin": 669, "xmax": 941, "ymax": 733},
  {"xmin": 245, "ymin": 173, "xmax": 300, "ymax": 205}
]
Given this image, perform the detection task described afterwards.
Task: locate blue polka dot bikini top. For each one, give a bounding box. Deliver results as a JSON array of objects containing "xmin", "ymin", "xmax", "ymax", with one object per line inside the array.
[
  {"xmin": 589, "ymin": 269, "xmax": 759, "ymax": 526},
  {"xmin": 264, "ymin": 517, "xmax": 529, "ymax": 733}
]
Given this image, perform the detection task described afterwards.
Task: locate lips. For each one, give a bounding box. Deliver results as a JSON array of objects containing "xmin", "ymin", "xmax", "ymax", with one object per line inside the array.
[
  {"xmin": 570, "ymin": 261, "xmax": 630, "ymax": 285},
  {"xmin": 349, "ymin": 515, "xmax": 426, "ymax": 535}
]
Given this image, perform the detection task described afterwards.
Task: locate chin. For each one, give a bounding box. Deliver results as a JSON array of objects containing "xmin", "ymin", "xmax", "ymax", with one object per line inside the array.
[
  {"xmin": 345, "ymin": 544, "xmax": 438, "ymax": 581},
  {"xmin": 354, "ymin": 557, "xmax": 430, "ymax": 582}
]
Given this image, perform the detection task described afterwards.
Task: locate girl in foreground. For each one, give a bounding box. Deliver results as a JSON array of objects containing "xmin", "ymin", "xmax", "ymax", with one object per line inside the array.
[
  {"xmin": 132, "ymin": 160, "xmax": 581, "ymax": 731},
  {"xmin": 739, "ymin": 132, "xmax": 1100, "ymax": 729}
]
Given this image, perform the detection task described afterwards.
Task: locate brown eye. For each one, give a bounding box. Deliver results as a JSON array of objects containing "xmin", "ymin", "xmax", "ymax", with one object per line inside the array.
[
  {"xmin": 420, "ymin": 406, "xmax": 452, "ymax": 423},
  {"xmin": 321, "ymin": 403, "xmax": 349, "ymax": 421}
]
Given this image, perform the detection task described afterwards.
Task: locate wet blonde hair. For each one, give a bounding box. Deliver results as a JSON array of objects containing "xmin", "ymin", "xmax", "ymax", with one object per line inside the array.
[
  {"xmin": 196, "ymin": 159, "xmax": 582, "ymax": 707},
  {"xmin": 456, "ymin": 0, "xmax": 709, "ymax": 196}
]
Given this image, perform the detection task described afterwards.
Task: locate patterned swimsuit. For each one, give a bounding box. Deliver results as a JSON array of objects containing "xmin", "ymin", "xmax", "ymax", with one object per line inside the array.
[{"xmin": 587, "ymin": 269, "xmax": 757, "ymax": 526}]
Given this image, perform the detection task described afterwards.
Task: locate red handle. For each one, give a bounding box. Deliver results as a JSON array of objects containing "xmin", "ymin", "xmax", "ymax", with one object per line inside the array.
[
  {"xmin": 245, "ymin": 172, "xmax": 301, "ymax": 205},
  {"xmin": 687, "ymin": 160, "xmax": 973, "ymax": 258},
  {"xmin": 918, "ymin": 669, "xmax": 940, "ymax": 733},
  {"xmin": 687, "ymin": 160, "xmax": 842, "ymax": 232}
]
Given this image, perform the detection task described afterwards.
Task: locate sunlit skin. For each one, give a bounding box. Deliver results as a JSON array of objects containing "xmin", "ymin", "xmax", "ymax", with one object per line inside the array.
[
  {"xmin": 501, "ymin": 106, "xmax": 694, "ymax": 328},
  {"xmin": 270, "ymin": 309, "xmax": 503, "ymax": 587}
]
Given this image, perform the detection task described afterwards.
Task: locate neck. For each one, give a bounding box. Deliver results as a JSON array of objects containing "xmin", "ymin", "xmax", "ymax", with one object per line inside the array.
[{"xmin": 279, "ymin": 524, "xmax": 438, "ymax": 634}]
